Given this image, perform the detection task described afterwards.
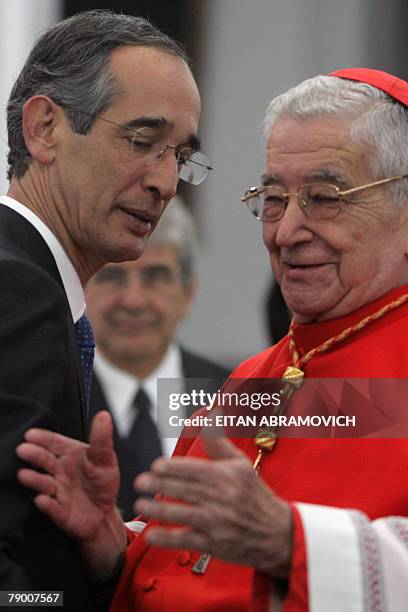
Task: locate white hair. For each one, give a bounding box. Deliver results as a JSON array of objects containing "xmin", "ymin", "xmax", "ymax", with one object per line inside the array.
[
  {"xmin": 264, "ymin": 75, "xmax": 408, "ymax": 205},
  {"xmin": 149, "ymin": 196, "xmax": 198, "ymax": 284}
]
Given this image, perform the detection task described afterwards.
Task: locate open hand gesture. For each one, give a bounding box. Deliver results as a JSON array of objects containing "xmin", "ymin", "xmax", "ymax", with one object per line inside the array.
[{"xmin": 16, "ymin": 411, "xmax": 126, "ymax": 579}]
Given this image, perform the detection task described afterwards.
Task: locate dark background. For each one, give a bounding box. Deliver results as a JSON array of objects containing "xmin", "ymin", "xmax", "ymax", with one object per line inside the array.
[{"xmin": 64, "ymin": 0, "xmax": 202, "ymax": 71}]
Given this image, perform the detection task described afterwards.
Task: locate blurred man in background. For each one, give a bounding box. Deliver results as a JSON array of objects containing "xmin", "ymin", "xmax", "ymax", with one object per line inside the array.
[{"xmin": 86, "ymin": 197, "xmax": 230, "ymax": 520}]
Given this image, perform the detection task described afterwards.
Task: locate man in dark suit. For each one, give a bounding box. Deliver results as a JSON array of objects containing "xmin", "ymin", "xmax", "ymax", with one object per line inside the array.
[
  {"xmin": 1, "ymin": 8, "xmax": 207, "ymax": 608},
  {"xmin": 86, "ymin": 197, "xmax": 230, "ymax": 520}
]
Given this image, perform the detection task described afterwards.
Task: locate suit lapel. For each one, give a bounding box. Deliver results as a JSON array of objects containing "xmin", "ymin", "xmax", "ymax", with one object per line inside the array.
[{"xmin": 0, "ymin": 205, "xmax": 88, "ymax": 438}]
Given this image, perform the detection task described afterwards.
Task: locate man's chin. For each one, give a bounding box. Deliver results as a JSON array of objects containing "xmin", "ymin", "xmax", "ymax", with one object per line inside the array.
[
  {"xmin": 286, "ymin": 296, "xmax": 332, "ymax": 324},
  {"xmin": 104, "ymin": 237, "xmax": 148, "ymax": 265},
  {"xmin": 114, "ymin": 341, "xmax": 157, "ymax": 360},
  {"xmin": 281, "ymin": 280, "xmax": 342, "ymax": 322}
]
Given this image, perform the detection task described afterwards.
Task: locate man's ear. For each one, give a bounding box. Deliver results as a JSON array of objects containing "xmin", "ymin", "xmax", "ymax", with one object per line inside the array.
[{"xmin": 22, "ymin": 96, "xmax": 60, "ymax": 167}]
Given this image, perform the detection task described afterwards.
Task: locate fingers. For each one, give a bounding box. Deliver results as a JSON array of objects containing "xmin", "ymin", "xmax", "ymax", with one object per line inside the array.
[
  {"xmin": 148, "ymin": 439, "xmax": 249, "ymax": 483},
  {"xmin": 135, "ymin": 472, "xmax": 206, "ymax": 504},
  {"xmin": 33, "ymin": 494, "xmax": 69, "ymax": 531},
  {"xmin": 87, "ymin": 411, "xmax": 115, "ymax": 466},
  {"xmin": 18, "ymin": 415, "xmax": 114, "ymax": 476},
  {"xmin": 145, "ymin": 526, "xmax": 208, "ymax": 552},
  {"xmin": 16, "ymin": 442, "xmax": 58, "ymax": 474},
  {"xmin": 135, "ymin": 497, "xmax": 207, "ymax": 530},
  {"xmin": 203, "ymin": 436, "xmax": 244, "ymax": 460},
  {"xmin": 22, "ymin": 428, "xmax": 86, "ymax": 455},
  {"xmin": 17, "ymin": 471, "xmax": 73, "ymax": 534},
  {"xmin": 17, "ymin": 468, "xmax": 57, "ymax": 496},
  {"xmin": 134, "ymin": 439, "xmax": 252, "ymax": 507},
  {"xmin": 148, "ymin": 455, "xmax": 220, "ymax": 484}
]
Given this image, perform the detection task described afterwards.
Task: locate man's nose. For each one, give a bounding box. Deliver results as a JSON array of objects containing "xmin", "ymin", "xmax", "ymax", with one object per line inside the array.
[
  {"xmin": 119, "ymin": 276, "xmax": 149, "ymax": 309},
  {"xmin": 271, "ymin": 196, "xmax": 313, "ymax": 248},
  {"xmin": 142, "ymin": 148, "xmax": 179, "ymax": 202}
]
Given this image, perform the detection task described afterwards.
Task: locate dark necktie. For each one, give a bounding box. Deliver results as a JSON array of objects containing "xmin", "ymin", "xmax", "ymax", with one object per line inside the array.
[
  {"xmin": 129, "ymin": 387, "xmax": 163, "ymax": 473},
  {"xmin": 116, "ymin": 387, "xmax": 163, "ymax": 520},
  {"xmin": 74, "ymin": 313, "xmax": 95, "ymax": 416}
]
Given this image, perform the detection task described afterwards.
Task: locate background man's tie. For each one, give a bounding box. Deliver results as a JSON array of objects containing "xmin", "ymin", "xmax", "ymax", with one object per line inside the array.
[
  {"xmin": 115, "ymin": 387, "xmax": 163, "ymax": 520},
  {"xmin": 129, "ymin": 387, "xmax": 163, "ymax": 473}
]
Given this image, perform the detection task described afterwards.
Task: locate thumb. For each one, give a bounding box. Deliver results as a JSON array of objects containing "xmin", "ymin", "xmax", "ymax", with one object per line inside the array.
[
  {"xmin": 87, "ymin": 411, "xmax": 115, "ymax": 465},
  {"xmin": 203, "ymin": 436, "xmax": 244, "ymax": 461}
]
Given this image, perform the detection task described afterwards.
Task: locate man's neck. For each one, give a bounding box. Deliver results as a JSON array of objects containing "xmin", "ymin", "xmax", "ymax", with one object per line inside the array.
[
  {"xmin": 8, "ymin": 175, "xmax": 97, "ymax": 286},
  {"xmin": 99, "ymin": 346, "xmax": 172, "ymax": 381}
]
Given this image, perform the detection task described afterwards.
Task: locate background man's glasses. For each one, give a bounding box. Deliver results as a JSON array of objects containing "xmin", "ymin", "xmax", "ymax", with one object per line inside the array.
[
  {"xmin": 58, "ymin": 103, "xmax": 212, "ymax": 185},
  {"xmin": 241, "ymin": 175, "xmax": 408, "ymax": 221},
  {"xmin": 94, "ymin": 263, "xmax": 179, "ymax": 291}
]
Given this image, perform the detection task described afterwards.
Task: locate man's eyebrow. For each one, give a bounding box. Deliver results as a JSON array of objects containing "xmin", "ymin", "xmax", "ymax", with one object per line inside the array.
[
  {"xmin": 261, "ymin": 174, "xmax": 281, "ymax": 186},
  {"xmin": 142, "ymin": 263, "xmax": 173, "ymax": 272},
  {"xmin": 260, "ymin": 171, "xmax": 349, "ymax": 188},
  {"xmin": 121, "ymin": 116, "xmax": 170, "ymax": 131},
  {"xmin": 305, "ymin": 170, "xmax": 348, "ymax": 187},
  {"xmin": 121, "ymin": 116, "xmax": 201, "ymax": 151}
]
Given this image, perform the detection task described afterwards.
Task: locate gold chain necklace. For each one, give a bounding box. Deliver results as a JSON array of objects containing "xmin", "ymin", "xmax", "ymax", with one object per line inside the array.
[{"xmin": 253, "ymin": 291, "xmax": 408, "ymax": 471}]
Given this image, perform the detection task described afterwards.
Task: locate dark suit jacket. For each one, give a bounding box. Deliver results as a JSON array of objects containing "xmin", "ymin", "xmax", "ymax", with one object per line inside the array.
[
  {"xmin": 0, "ymin": 205, "xmax": 97, "ymax": 610},
  {"xmin": 90, "ymin": 348, "xmax": 231, "ymax": 520}
]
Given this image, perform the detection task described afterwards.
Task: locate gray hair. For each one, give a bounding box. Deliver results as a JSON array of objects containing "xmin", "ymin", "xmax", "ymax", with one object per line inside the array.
[
  {"xmin": 264, "ymin": 75, "xmax": 408, "ymax": 205},
  {"xmin": 149, "ymin": 196, "xmax": 198, "ymax": 285},
  {"xmin": 7, "ymin": 9, "xmax": 190, "ymax": 180}
]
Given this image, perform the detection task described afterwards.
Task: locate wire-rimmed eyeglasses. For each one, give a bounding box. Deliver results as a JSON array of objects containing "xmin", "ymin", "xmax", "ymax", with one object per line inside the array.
[
  {"xmin": 58, "ymin": 104, "xmax": 213, "ymax": 185},
  {"xmin": 241, "ymin": 174, "xmax": 408, "ymax": 221}
]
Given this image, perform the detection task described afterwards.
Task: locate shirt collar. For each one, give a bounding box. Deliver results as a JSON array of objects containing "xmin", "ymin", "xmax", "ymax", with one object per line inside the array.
[
  {"xmin": 93, "ymin": 349, "xmax": 138, "ymax": 418},
  {"xmin": 292, "ymin": 282, "xmax": 408, "ymax": 354},
  {"xmin": 93, "ymin": 344, "xmax": 183, "ymax": 438},
  {"xmin": 94, "ymin": 343, "xmax": 183, "ymax": 405},
  {"xmin": 143, "ymin": 344, "xmax": 183, "ymax": 405},
  {"xmin": 0, "ymin": 195, "xmax": 85, "ymax": 322}
]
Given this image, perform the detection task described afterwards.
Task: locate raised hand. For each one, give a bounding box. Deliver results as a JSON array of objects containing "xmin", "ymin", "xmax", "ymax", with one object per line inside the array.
[
  {"xmin": 134, "ymin": 436, "xmax": 293, "ymax": 578},
  {"xmin": 16, "ymin": 411, "xmax": 127, "ymax": 580}
]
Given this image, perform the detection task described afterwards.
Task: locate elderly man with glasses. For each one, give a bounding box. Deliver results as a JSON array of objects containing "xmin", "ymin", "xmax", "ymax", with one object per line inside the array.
[{"xmin": 17, "ymin": 69, "xmax": 408, "ymax": 611}]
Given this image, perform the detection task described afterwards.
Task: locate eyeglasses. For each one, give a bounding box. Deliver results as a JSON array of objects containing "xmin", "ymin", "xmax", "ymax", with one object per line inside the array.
[
  {"xmin": 94, "ymin": 263, "xmax": 179, "ymax": 291},
  {"xmin": 241, "ymin": 174, "xmax": 408, "ymax": 221},
  {"xmin": 59, "ymin": 104, "xmax": 213, "ymax": 185}
]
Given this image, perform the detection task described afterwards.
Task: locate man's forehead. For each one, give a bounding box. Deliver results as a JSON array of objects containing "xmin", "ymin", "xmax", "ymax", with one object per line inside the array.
[
  {"xmin": 109, "ymin": 44, "xmax": 185, "ymax": 76},
  {"xmin": 266, "ymin": 114, "xmax": 350, "ymax": 145},
  {"xmin": 108, "ymin": 45, "xmax": 200, "ymax": 140},
  {"xmin": 266, "ymin": 116, "xmax": 351, "ymax": 156},
  {"xmin": 264, "ymin": 116, "xmax": 369, "ymax": 183}
]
